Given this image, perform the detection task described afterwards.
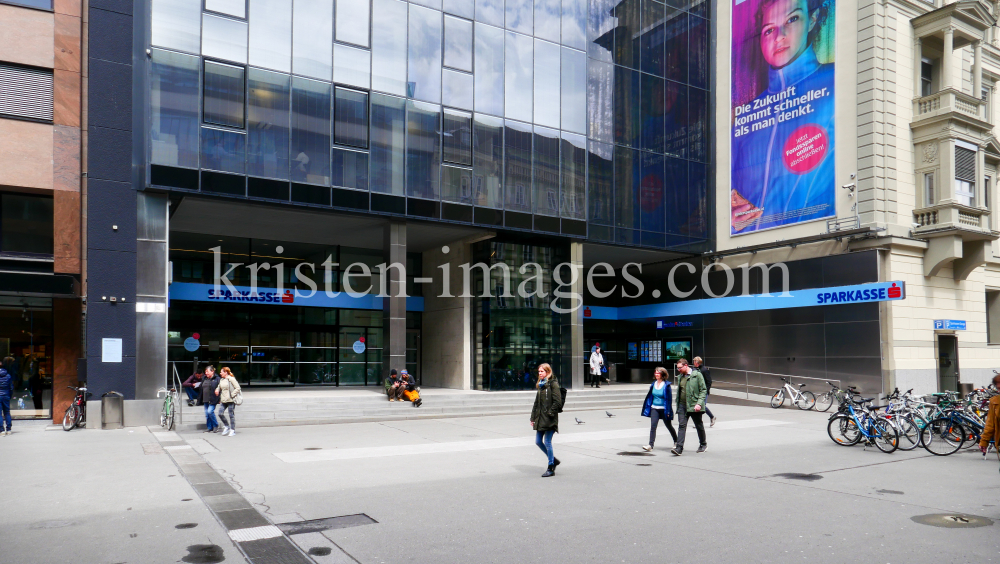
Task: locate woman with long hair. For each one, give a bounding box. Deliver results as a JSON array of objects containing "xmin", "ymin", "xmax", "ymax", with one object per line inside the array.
[
  {"xmin": 214, "ymin": 366, "xmax": 242, "ymax": 436},
  {"xmin": 641, "ymin": 367, "xmax": 677, "ymax": 451},
  {"xmin": 530, "ymin": 363, "xmax": 564, "ymax": 477}
]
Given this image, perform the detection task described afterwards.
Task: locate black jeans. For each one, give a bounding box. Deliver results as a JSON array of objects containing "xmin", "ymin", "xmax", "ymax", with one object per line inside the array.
[
  {"xmin": 676, "ymin": 403, "xmax": 706, "ymax": 452},
  {"xmin": 704, "ymin": 387, "xmax": 714, "ymax": 419},
  {"xmin": 648, "ymin": 408, "xmax": 677, "ymax": 447}
]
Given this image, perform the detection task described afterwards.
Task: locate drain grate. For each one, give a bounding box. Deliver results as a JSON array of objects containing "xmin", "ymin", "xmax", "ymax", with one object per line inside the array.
[
  {"xmin": 277, "ymin": 514, "xmax": 378, "ymax": 536},
  {"xmin": 772, "ymin": 473, "xmax": 822, "ymax": 482},
  {"xmin": 911, "ymin": 514, "xmax": 994, "ymax": 529}
]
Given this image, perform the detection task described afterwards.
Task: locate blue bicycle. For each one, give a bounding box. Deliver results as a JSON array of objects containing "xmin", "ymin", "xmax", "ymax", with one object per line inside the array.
[{"xmin": 827, "ymin": 395, "xmax": 900, "ymax": 453}]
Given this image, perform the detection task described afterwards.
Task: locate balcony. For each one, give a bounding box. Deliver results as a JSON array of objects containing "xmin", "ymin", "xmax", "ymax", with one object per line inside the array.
[
  {"xmin": 912, "ymin": 201, "xmax": 997, "ymax": 278},
  {"xmin": 913, "ymin": 88, "xmax": 990, "ymax": 128}
]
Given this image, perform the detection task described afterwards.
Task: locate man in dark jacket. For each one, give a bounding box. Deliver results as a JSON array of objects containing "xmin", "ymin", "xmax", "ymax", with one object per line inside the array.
[
  {"xmin": 693, "ymin": 357, "xmax": 717, "ymax": 427},
  {"xmin": 182, "ymin": 370, "xmax": 204, "ymax": 406},
  {"xmin": 672, "ymin": 358, "xmax": 707, "ymax": 455},
  {"xmin": 0, "ymin": 368, "xmax": 12, "ymax": 436},
  {"xmin": 201, "ymin": 366, "xmax": 221, "ymax": 433},
  {"xmin": 385, "ymin": 369, "xmax": 405, "ymax": 401}
]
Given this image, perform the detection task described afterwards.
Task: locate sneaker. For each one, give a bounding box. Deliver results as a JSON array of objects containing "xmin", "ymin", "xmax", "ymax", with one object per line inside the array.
[
  {"xmin": 213, "ymin": 427, "xmax": 223, "ymax": 433},
  {"xmin": 670, "ymin": 448, "xmax": 682, "ymax": 456},
  {"xmin": 416, "ymin": 399, "xmax": 422, "ymax": 407},
  {"xmin": 642, "ymin": 445, "xmax": 652, "ymax": 452},
  {"xmin": 204, "ymin": 428, "xmax": 213, "ymax": 433},
  {"xmin": 221, "ymin": 426, "xmax": 230, "ymax": 435},
  {"xmin": 710, "ymin": 416, "xmax": 717, "ymax": 427},
  {"xmin": 696, "ymin": 445, "xmax": 707, "ymax": 453},
  {"xmin": 228, "ymin": 430, "xmax": 236, "ymax": 436}
]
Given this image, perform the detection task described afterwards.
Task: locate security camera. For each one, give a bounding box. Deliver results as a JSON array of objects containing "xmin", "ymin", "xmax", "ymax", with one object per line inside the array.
[
  {"xmin": 841, "ymin": 183, "xmax": 856, "ymax": 192},
  {"xmin": 912, "ymin": 222, "xmax": 920, "ymax": 229}
]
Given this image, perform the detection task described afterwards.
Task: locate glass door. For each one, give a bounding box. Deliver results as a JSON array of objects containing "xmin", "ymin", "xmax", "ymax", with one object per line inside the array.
[
  {"xmin": 338, "ymin": 327, "xmax": 367, "ymax": 385},
  {"xmin": 937, "ymin": 335, "xmax": 959, "ymax": 392}
]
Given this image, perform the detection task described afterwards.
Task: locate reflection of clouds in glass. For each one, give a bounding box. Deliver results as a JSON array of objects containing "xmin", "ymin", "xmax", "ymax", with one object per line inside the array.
[
  {"xmin": 476, "ymin": 0, "xmax": 503, "ymax": 27},
  {"xmin": 408, "ymin": 5, "xmax": 442, "ymax": 103},
  {"xmin": 587, "ymin": 0, "xmax": 617, "ymax": 62},
  {"xmin": 586, "ymin": 59, "xmax": 613, "ymax": 144},
  {"xmin": 504, "ymin": 31, "xmax": 532, "ymax": 122},
  {"xmin": 444, "ymin": 16, "xmax": 473, "ymax": 72},
  {"xmin": 372, "ymin": 0, "xmax": 407, "ymax": 96},
  {"xmin": 334, "ymin": 44, "xmax": 370, "ymax": 89},
  {"xmin": 505, "ymin": 0, "xmax": 532, "ymax": 34},
  {"xmin": 534, "ymin": 0, "xmax": 560, "ymax": 43},
  {"xmin": 561, "ymin": 0, "xmax": 586, "ymax": 50},
  {"xmin": 442, "ymin": 69, "xmax": 474, "ymax": 110},
  {"xmin": 202, "ymin": 14, "xmax": 248, "ymax": 64},
  {"xmin": 533, "ymin": 39, "xmax": 560, "ymax": 129},
  {"xmin": 292, "ymin": 0, "xmax": 333, "ymax": 80},
  {"xmin": 475, "ymin": 23, "xmax": 504, "ymax": 116},
  {"xmin": 560, "ymin": 47, "xmax": 586, "ymax": 134},
  {"xmin": 443, "ymin": 0, "xmax": 473, "ymax": 19},
  {"xmin": 336, "ymin": 0, "xmax": 370, "ymax": 47},
  {"xmin": 249, "ymin": 0, "xmax": 292, "ymax": 72}
]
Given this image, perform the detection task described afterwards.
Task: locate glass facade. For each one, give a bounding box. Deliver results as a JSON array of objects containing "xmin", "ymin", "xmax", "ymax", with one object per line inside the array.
[{"xmin": 147, "ymin": 0, "xmax": 711, "ymax": 250}]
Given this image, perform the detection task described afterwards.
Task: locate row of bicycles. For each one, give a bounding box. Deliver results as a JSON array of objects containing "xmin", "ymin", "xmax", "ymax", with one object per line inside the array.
[{"xmin": 822, "ymin": 380, "xmax": 995, "ymax": 454}]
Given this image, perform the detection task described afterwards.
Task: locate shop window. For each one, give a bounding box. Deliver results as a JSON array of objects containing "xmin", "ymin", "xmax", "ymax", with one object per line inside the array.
[
  {"xmin": 0, "ymin": 193, "xmax": 53, "ymax": 255},
  {"xmin": 334, "ymin": 87, "xmax": 369, "ymax": 149},
  {"xmin": 0, "ymin": 63, "xmax": 53, "ymax": 123},
  {"xmin": 988, "ymin": 289, "xmax": 1000, "ymax": 344},
  {"xmin": 955, "ymin": 146, "xmax": 976, "ymax": 207},
  {"xmin": 203, "ymin": 61, "xmax": 246, "ymax": 128}
]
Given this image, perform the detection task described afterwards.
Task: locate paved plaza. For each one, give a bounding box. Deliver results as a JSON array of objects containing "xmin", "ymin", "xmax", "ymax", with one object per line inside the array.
[{"xmin": 2, "ymin": 398, "xmax": 999, "ymax": 564}]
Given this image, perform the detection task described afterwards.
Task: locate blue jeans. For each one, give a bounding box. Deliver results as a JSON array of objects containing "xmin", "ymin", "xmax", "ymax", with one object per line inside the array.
[
  {"xmin": 535, "ymin": 430, "xmax": 555, "ymax": 465},
  {"xmin": 184, "ymin": 387, "xmax": 199, "ymax": 402},
  {"xmin": 0, "ymin": 397, "xmax": 10, "ymax": 431},
  {"xmin": 204, "ymin": 403, "xmax": 218, "ymax": 430}
]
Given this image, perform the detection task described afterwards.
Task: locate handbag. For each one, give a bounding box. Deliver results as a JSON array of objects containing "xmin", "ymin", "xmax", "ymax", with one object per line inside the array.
[
  {"xmin": 601, "ymin": 365, "xmax": 607, "ymax": 374},
  {"xmin": 228, "ymin": 378, "xmax": 243, "ymax": 406}
]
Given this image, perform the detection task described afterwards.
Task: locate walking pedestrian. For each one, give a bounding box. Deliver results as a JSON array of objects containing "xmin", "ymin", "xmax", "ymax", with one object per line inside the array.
[
  {"xmin": 0, "ymin": 368, "xmax": 12, "ymax": 436},
  {"xmin": 671, "ymin": 358, "xmax": 707, "ymax": 455},
  {"xmin": 202, "ymin": 365, "xmax": 221, "ymax": 433},
  {"xmin": 215, "ymin": 367, "xmax": 242, "ymax": 436},
  {"xmin": 530, "ymin": 363, "xmax": 564, "ymax": 477},
  {"xmin": 589, "ymin": 345, "xmax": 605, "ymax": 388},
  {"xmin": 979, "ymin": 372, "xmax": 1000, "ymax": 458},
  {"xmin": 641, "ymin": 367, "xmax": 677, "ymax": 451},
  {"xmin": 692, "ymin": 357, "xmax": 717, "ymax": 427}
]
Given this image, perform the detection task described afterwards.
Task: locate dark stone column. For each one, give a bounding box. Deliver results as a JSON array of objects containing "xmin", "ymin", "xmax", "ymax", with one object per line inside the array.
[{"xmin": 382, "ymin": 222, "xmax": 407, "ymax": 378}]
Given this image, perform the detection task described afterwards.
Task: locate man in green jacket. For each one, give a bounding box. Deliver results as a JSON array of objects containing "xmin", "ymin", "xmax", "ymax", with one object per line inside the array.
[{"xmin": 672, "ymin": 358, "xmax": 707, "ymax": 455}]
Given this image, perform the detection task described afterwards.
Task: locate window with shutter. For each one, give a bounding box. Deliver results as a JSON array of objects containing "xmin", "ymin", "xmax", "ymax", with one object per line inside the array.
[
  {"xmin": 0, "ymin": 64, "xmax": 53, "ymax": 123},
  {"xmin": 955, "ymin": 147, "xmax": 976, "ymax": 206}
]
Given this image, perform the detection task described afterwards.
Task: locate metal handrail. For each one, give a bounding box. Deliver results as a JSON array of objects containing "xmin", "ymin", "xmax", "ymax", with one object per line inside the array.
[
  {"xmin": 170, "ymin": 362, "xmax": 184, "ymax": 425},
  {"xmin": 708, "ymin": 367, "xmax": 843, "ymax": 400}
]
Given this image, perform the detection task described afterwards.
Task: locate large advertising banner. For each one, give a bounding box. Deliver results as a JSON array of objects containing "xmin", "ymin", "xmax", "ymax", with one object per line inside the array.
[{"xmin": 730, "ymin": 0, "xmax": 836, "ymax": 235}]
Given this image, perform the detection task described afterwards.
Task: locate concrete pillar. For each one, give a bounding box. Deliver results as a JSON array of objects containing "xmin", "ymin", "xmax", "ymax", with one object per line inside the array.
[
  {"xmin": 977, "ymin": 144, "xmax": 986, "ymax": 208},
  {"xmin": 52, "ymin": 298, "xmax": 81, "ymax": 423},
  {"xmin": 974, "ymin": 40, "xmax": 983, "ymax": 102},
  {"xmin": 942, "ymin": 27, "xmax": 954, "ymax": 91},
  {"xmin": 914, "ymin": 37, "xmax": 922, "ymax": 96},
  {"xmin": 561, "ymin": 242, "xmax": 585, "ymax": 389},
  {"xmin": 135, "ymin": 192, "xmax": 169, "ymax": 401},
  {"xmin": 421, "ymin": 241, "xmax": 472, "ymax": 390},
  {"xmin": 382, "ymin": 221, "xmax": 407, "ymax": 379},
  {"xmin": 941, "ymin": 139, "xmax": 956, "ymax": 201}
]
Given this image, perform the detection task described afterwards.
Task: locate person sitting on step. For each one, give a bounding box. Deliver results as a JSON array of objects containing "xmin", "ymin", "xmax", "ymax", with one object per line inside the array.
[
  {"xmin": 400, "ymin": 369, "xmax": 422, "ymax": 407},
  {"xmin": 385, "ymin": 369, "xmax": 405, "ymax": 402}
]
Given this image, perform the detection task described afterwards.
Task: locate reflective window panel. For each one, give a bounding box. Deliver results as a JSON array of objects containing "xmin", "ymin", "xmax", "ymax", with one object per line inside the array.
[
  {"xmin": 249, "ymin": 0, "xmax": 292, "ymax": 72},
  {"xmin": 444, "ymin": 15, "xmax": 473, "ymax": 72},
  {"xmin": 442, "ymin": 108, "xmax": 472, "ymax": 166},
  {"xmin": 688, "ymin": 87, "xmax": 707, "ymax": 162},
  {"xmin": 663, "ymin": 156, "xmax": 689, "ymax": 234},
  {"xmin": 560, "ymin": 47, "xmax": 585, "ymax": 134},
  {"xmin": 291, "ymin": 77, "xmax": 331, "ymax": 185},
  {"xmin": 293, "ymin": 0, "xmax": 334, "ymax": 80},
  {"xmin": 640, "ymin": 73, "xmax": 665, "ymax": 153},
  {"xmin": 442, "ymin": 69, "xmax": 474, "ymax": 111},
  {"xmin": 663, "ymin": 7, "xmax": 687, "ymax": 84},
  {"xmin": 688, "ymin": 15, "xmax": 709, "ymax": 90},
  {"xmin": 472, "ymin": 113, "xmax": 503, "ymax": 208},
  {"xmin": 684, "ymin": 162, "xmax": 707, "ymax": 238},
  {"xmin": 409, "ymin": 0, "xmax": 440, "ymax": 11},
  {"xmin": 505, "ymin": 0, "xmax": 531, "ymax": 34},
  {"xmin": 151, "ymin": 49, "xmax": 200, "ymax": 168},
  {"xmin": 442, "ymin": 165, "xmax": 474, "ymax": 204},
  {"xmin": 663, "ymin": 80, "xmax": 687, "ymax": 158},
  {"xmin": 504, "ymin": 119, "xmax": 532, "ymax": 213},
  {"xmin": 560, "ymin": 132, "xmax": 585, "ymax": 219},
  {"xmin": 247, "ymin": 69, "xmax": 290, "ymax": 180},
  {"xmin": 613, "ymin": 65, "xmax": 639, "ymax": 148},
  {"xmin": 336, "ymin": 0, "xmax": 370, "ymax": 47},
  {"xmin": 408, "ymin": 5, "xmax": 443, "ymax": 103},
  {"xmin": 533, "ymin": 126, "xmax": 559, "ymax": 217},
  {"xmin": 640, "ymin": 0, "xmax": 664, "ymax": 77},
  {"xmin": 587, "ymin": 140, "xmax": 613, "ymax": 225},
  {"xmin": 504, "ymin": 32, "xmax": 532, "ymax": 122},
  {"xmin": 203, "ymin": 60, "xmax": 245, "ymax": 128},
  {"xmin": 561, "ymin": 0, "xmax": 586, "ymax": 51},
  {"xmin": 151, "ymin": 0, "xmax": 201, "ymax": 53},
  {"xmin": 587, "ymin": 0, "xmax": 615, "ymax": 63},
  {"xmin": 334, "ymin": 43, "xmax": 371, "ymax": 89},
  {"xmin": 533, "ymin": 39, "xmax": 560, "ymax": 129},
  {"xmin": 406, "ymin": 100, "xmax": 441, "ymax": 199},
  {"xmin": 202, "ymin": 14, "xmax": 248, "ymax": 64},
  {"xmin": 613, "ymin": 0, "xmax": 638, "ymax": 69},
  {"xmin": 334, "ymin": 87, "xmax": 369, "ymax": 148},
  {"xmin": 370, "ymin": 93, "xmax": 406, "ymax": 195},
  {"xmin": 476, "ymin": 0, "xmax": 503, "ymax": 27},
  {"xmin": 586, "ymin": 58, "xmax": 612, "ymax": 144},
  {"xmin": 443, "ymin": 0, "xmax": 473, "ymax": 20},
  {"xmin": 639, "ymin": 150, "xmax": 665, "ymax": 233},
  {"xmin": 206, "ymin": 0, "xmax": 245, "ymax": 18},
  {"xmin": 534, "ymin": 0, "xmax": 559, "ymax": 43},
  {"xmin": 331, "ymin": 147, "xmax": 370, "ymax": 190},
  {"xmin": 474, "ymin": 23, "xmax": 504, "ymax": 116},
  {"xmin": 614, "ymin": 145, "xmax": 639, "ymax": 230},
  {"xmin": 201, "ymin": 127, "xmax": 246, "ymax": 174},
  {"xmin": 372, "ymin": 0, "xmax": 408, "ymax": 96}
]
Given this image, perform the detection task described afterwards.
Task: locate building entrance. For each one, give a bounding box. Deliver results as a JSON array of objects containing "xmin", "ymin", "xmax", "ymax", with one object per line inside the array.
[
  {"xmin": 0, "ymin": 297, "xmax": 53, "ymax": 419},
  {"xmin": 937, "ymin": 334, "xmax": 959, "ymax": 392}
]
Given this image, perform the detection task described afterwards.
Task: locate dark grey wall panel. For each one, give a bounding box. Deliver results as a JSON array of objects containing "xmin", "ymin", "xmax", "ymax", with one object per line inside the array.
[
  {"xmin": 88, "ymin": 126, "xmax": 132, "ymax": 182},
  {"xmin": 85, "ymin": 356, "xmax": 136, "ymax": 399},
  {"xmin": 85, "ymin": 302, "xmax": 137, "ymax": 358},
  {"xmin": 757, "ymin": 306, "xmax": 825, "ymax": 326},
  {"xmin": 823, "ymin": 251, "xmax": 878, "ymax": 287},
  {"xmin": 90, "ymin": 0, "xmax": 131, "ymax": 16},
  {"xmin": 827, "ymin": 357, "xmax": 882, "ymax": 391},
  {"xmin": 704, "ymin": 326, "xmax": 759, "ymax": 357},
  {"xmin": 825, "ymin": 321, "xmax": 881, "ymax": 358},
  {"xmin": 824, "ymin": 301, "xmax": 879, "ymax": 323},
  {"xmin": 757, "ymin": 324, "xmax": 826, "ymax": 357},
  {"xmin": 759, "ymin": 356, "xmax": 826, "ymax": 380},
  {"xmin": 703, "ymin": 309, "xmax": 757, "ymax": 329},
  {"xmin": 89, "ymin": 9, "xmax": 133, "ymax": 64},
  {"xmin": 88, "ymin": 249, "xmax": 137, "ymax": 302},
  {"xmin": 782, "ymin": 258, "xmax": 824, "ymax": 291},
  {"xmin": 88, "ymin": 60, "xmax": 132, "ymax": 130},
  {"xmin": 88, "ymin": 180, "xmax": 137, "ymax": 251}
]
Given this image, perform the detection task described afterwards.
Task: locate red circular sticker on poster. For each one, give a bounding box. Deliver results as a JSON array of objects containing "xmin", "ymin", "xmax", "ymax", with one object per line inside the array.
[
  {"xmin": 782, "ymin": 125, "xmax": 829, "ymax": 174},
  {"xmin": 640, "ymin": 173, "xmax": 663, "ymax": 212}
]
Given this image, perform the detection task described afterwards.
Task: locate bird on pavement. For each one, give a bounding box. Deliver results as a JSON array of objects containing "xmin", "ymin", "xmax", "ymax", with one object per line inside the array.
[
  {"xmin": 606, "ymin": 411, "xmax": 615, "ymax": 418},
  {"xmin": 575, "ymin": 418, "xmax": 585, "ymax": 424}
]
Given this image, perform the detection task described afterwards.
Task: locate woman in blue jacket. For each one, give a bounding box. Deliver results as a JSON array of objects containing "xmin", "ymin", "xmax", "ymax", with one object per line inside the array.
[{"xmin": 642, "ymin": 367, "xmax": 677, "ymax": 451}]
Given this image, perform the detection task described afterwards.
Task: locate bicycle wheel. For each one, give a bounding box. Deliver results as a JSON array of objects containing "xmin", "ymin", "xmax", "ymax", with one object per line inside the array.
[
  {"xmin": 62, "ymin": 405, "xmax": 79, "ymax": 431},
  {"xmin": 796, "ymin": 391, "xmax": 816, "ymax": 410},
  {"xmin": 770, "ymin": 390, "xmax": 785, "ymax": 409},
  {"xmin": 921, "ymin": 418, "xmax": 965, "ymax": 456},
  {"xmin": 815, "ymin": 392, "xmax": 834, "ymax": 412},
  {"xmin": 165, "ymin": 398, "xmax": 175, "ymax": 431},
  {"xmin": 872, "ymin": 416, "xmax": 899, "ymax": 453},
  {"xmin": 894, "ymin": 415, "xmax": 921, "ymax": 451},
  {"xmin": 827, "ymin": 414, "xmax": 861, "ymax": 446}
]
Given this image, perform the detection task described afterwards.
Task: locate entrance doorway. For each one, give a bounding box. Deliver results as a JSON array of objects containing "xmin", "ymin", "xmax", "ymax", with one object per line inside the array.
[
  {"xmin": 937, "ymin": 334, "xmax": 959, "ymax": 392},
  {"xmin": 0, "ymin": 297, "xmax": 53, "ymax": 419}
]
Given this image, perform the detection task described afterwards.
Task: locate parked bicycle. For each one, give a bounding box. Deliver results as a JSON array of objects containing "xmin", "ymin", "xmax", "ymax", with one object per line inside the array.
[
  {"xmin": 815, "ymin": 381, "xmax": 848, "ymax": 412},
  {"xmin": 770, "ymin": 377, "xmax": 816, "ymax": 410},
  {"xmin": 157, "ymin": 386, "xmax": 178, "ymax": 431},
  {"xmin": 920, "ymin": 391, "xmax": 985, "ymax": 456},
  {"xmin": 826, "ymin": 393, "xmax": 899, "ymax": 453},
  {"xmin": 62, "ymin": 386, "xmax": 90, "ymax": 431}
]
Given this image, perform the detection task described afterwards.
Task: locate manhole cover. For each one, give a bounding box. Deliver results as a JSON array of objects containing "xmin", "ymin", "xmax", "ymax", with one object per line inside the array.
[
  {"xmin": 772, "ymin": 473, "xmax": 822, "ymax": 482},
  {"xmin": 617, "ymin": 451, "xmax": 653, "ymax": 456},
  {"xmin": 911, "ymin": 514, "xmax": 994, "ymax": 528}
]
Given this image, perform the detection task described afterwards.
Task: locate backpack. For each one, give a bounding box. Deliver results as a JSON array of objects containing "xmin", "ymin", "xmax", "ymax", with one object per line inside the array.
[{"xmin": 558, "ymin": 386, "xmax": 567, "ymax": 413}]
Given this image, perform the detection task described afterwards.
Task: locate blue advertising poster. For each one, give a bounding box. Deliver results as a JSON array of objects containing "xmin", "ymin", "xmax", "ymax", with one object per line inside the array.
[{"xmin": 731, "ymin": 0, "xmax": 837, "ymax": 234}]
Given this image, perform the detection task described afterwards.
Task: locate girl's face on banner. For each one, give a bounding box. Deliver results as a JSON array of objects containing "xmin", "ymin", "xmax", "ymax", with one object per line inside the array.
[{"xmin": 760, "ymin": 0, "xmax": 817, "ymax": 69}]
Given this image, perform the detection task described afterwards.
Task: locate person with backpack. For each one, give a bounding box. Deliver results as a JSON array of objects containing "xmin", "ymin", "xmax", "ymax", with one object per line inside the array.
[
  {"xmin": 641, "ymin": 367, "xmax": 677, "ymax": 451},
  {"xmin": 530, "ymin": 363, "xmax": 564, "ymax": 477},
  {"xmin": 202, "ymin": 366, "xmax": 221, "ymax": 433},
  {"xmin": 215, "ymin": 366, "xmax": 242, "ymax": 436},
  {"xmin": 692, "ymin": 356, "xmax": 717, "ymax": 426},
  {"xmin": 0, "ymin": 368, "xmax": 12, "ymax": 436}
]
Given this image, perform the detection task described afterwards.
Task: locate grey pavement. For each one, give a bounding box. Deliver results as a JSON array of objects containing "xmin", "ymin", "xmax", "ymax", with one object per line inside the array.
[{"xmin": 3, "ymin": 401, "xmax": 1000, "ymax": 564}]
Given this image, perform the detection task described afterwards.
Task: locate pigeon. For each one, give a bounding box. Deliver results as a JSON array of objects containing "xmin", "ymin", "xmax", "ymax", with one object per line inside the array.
[
  {"xmin": 575, "ymin": 418, "xmax": 585, "ymax": 424},
  {"xmin": 606, "ymin": 411, "xmax": 615, "ymax": 418}
]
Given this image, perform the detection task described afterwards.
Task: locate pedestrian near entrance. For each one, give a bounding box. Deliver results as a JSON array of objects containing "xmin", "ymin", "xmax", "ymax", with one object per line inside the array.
[
  {"xmin": 530, "ymin": 363, "xmax": 564, "ymax": 477},
  {"xmin": 692, "ymin": 357, "xmax": 717, "ymax": 427},
  {"xmin": 672, "ymin": 358, "xmax": 707, "ymax": 455},
  {"xmin": 0, "ymin": 367, "xmax": 12, "ymax": 436},
  {"xmin": 979, "ymin": 373, "xmax": 1000, "ymax": 458},
  {"xmin": 202, "ymin": 366, "xmax": 221, "ymax": 433},
  {"xmin": 215, "ymin": 367, "xmax": 241, "ymax": 436},
  {"xmin": 182, "ymin": 370, "xmax": 204, "ymax": 406},
  {"xmin": 589, "ymin": 346, "xmax": 605, "ymax": 388},
  {"xmin": 641, "ymin": 367, "xmax": 677, "ymax": 451}
]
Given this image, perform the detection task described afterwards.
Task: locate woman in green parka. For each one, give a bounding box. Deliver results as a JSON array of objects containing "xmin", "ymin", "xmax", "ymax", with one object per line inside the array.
[{"xmin": 531, "ymin": 363, "xmax": 564, "ymax": 477}]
